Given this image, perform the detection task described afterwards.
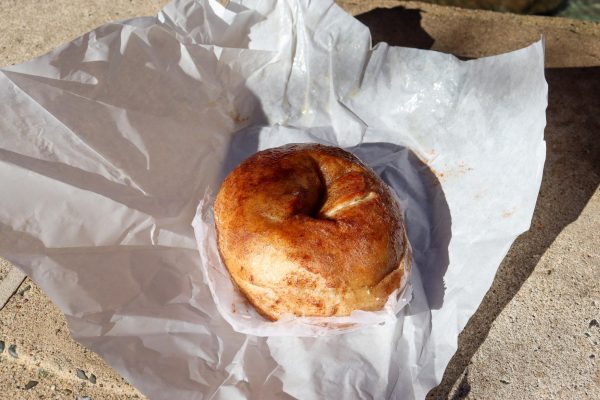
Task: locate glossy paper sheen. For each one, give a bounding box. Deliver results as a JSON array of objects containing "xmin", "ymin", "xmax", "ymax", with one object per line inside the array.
[{"xmin": 0, "ymin": 0, "xmax": 547, "ymax": 398}]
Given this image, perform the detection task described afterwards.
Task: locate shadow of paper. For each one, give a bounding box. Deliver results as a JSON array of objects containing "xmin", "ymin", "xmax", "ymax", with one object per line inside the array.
[
  {"xmin": 356, "ymin": 7, "xmax": 435, "ymax": 50},
  {"xmin": 222, "ymin": 134, "xmax": 452, "ymax": 311},
  {"xmin": 427, "ymin": 67, "xmax": 600, "ymax": 398}
]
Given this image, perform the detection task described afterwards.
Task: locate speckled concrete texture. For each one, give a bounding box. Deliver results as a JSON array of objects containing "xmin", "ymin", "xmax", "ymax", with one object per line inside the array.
[
  {"xmin": 0, "ymin": 1, "xmax": 598, "ymax": 399},
  {"xmin": 448, "ymin": 191, "xmax": 600, "ymax": 398},
  {"xmin": 0, "ymin": 277, "xmax": 144, "ymax": 399},
  {"xmin": 428, "ymin": 65, "xmax": 600, "ymax": 398},
  {"xmin": 0, "ymin": 0, "xmax": 167, "ymax": 68},
  {"xmin": 344, "ymin": 0, "xmax": 600, "ymax": 67},
  {"xmin": 0, "ymin": 259, "xmax": 25, "ymax": 309}
]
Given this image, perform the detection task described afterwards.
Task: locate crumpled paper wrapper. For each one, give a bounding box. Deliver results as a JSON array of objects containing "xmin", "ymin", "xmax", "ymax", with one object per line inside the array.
[{"xmin": 0, "ymin": 0, "xmax": 547, "ymax": 398}]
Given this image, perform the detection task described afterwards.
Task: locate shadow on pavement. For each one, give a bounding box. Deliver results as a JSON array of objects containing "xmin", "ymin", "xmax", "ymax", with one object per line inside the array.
[
  {"xmin": 356, "ymin": 6, "xmax": 599, "ymax": 398},
  {"xmin": 428, "ymin": 66, "xmax": 600, "ymax": 398}
]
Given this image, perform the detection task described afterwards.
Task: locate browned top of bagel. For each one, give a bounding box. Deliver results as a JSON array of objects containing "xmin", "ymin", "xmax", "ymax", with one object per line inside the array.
[{"xmin": 214, "ymin": 143, "xmax": 410, "ymax": 321}]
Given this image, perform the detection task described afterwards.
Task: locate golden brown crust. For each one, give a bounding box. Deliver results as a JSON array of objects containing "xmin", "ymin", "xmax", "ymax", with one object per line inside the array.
[{"xmin": 214, "ymin": 144, "xmax": 410, "ymax": 321}]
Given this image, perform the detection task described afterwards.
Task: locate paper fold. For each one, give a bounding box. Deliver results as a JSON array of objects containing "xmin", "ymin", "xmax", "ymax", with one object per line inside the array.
[{"xmin": 0, "ymin": 0, "xmax": 546, "ymax": 398}]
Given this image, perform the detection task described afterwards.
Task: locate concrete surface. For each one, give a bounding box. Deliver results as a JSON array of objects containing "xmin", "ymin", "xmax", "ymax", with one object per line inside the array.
[
  {"xmin": 0, "ymin": 0, "xmax": 599, "ymax": 399},
  {"xmin": 0, "ymin": 260, "xmax": 144, "ymax": 399},
  {"xmin": 0, "ymin": 262, "xmax": 25, "ymax": 309}
]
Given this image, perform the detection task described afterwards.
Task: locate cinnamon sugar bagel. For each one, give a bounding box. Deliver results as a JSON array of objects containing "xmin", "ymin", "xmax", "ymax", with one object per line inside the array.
[{"xmin": 214, "ymin": 144, "xmax": 410, "ymax": 321}]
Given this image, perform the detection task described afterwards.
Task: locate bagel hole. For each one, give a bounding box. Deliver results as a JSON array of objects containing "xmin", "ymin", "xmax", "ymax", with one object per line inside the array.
[{"xmin": 307, "ymin": 157, "xmax": 328, "ymax": 219}]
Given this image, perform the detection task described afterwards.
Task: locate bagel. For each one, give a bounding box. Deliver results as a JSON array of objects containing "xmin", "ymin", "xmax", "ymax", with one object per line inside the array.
[{"xmin": 213, "ymin": 143, "xmax": 410, "ymax": 321}]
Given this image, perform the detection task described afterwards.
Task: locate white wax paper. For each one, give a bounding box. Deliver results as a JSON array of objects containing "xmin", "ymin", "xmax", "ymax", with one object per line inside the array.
[{"xmin": 0, "ymin": 0, "xmax": 547, "ymax": 398}]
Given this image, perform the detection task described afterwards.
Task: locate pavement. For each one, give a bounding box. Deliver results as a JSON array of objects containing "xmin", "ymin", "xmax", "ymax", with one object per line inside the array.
[{"xmin": 0, "ymin": 0, "xmax": 598, "ymax": 399}]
